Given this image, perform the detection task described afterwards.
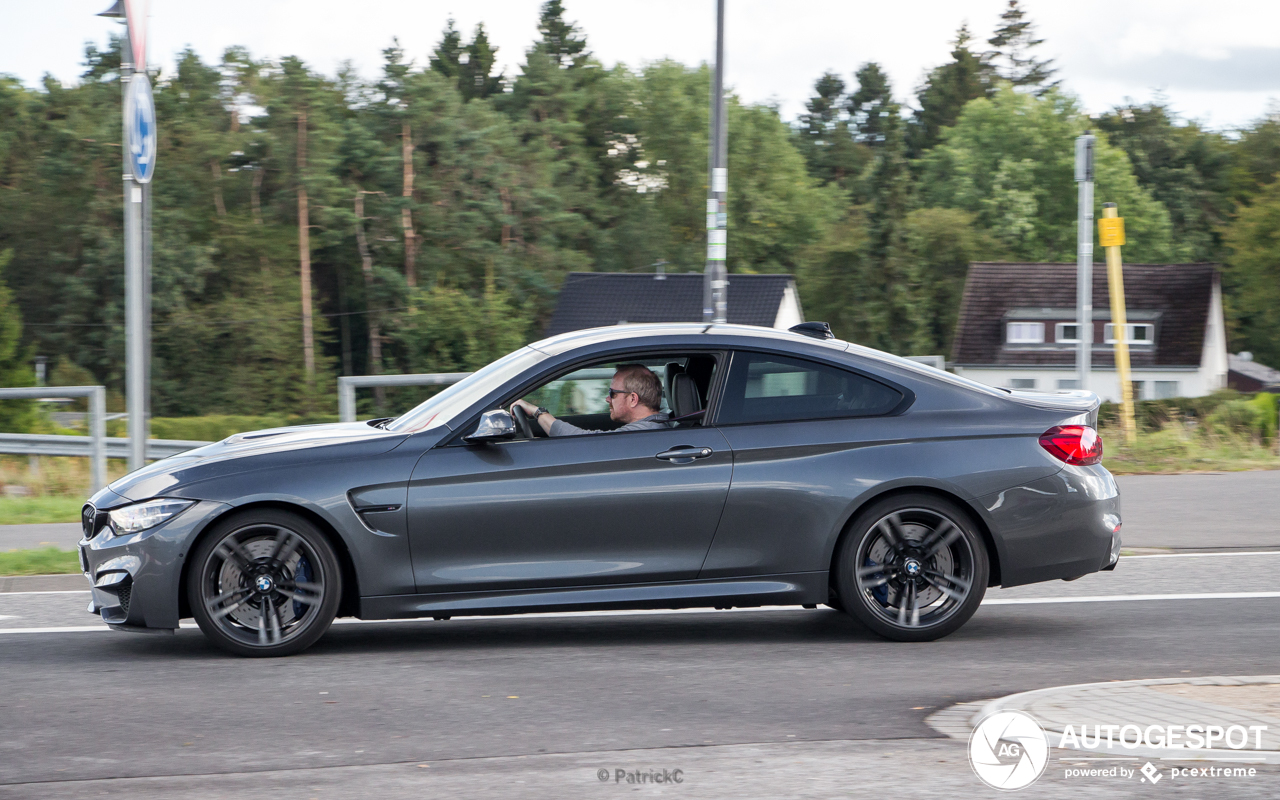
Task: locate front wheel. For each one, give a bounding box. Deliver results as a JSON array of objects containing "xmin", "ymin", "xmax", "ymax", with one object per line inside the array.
[
  {"xmin": 834, "ymin": 494, "xmax": 988, "ymax": 642},
  {"xmin": 188, "ymin": 510, "xmax": 341, "ymax": 657}
]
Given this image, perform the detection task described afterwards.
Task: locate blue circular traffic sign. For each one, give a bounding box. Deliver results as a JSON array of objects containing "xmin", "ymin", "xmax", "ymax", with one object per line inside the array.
[{"xmin": 125, "ymin": 74, "xmax": 157, "ymax": 183}]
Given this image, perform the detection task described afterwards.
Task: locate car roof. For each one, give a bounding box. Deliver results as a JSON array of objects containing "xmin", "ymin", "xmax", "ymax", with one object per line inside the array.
[{"xmin": 528, "ymin": 323, "xmax": 852, "ymax": 357}]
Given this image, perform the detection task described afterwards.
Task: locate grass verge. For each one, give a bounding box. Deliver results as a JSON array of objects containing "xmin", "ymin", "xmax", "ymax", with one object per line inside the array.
[
  {"xmin": 1101, "ymin": 424, "xmax": 1280, "ymax": 475},
  {"xmin": 0, "ymin": 547, "xmax": 80, "ymax": 575},
  {"xmin": 0, "ymin": 496, "xmax": 85, "ymax": 525}
]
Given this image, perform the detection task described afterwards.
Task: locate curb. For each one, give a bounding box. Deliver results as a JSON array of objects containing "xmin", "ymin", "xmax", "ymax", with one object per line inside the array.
[{"xmin": 927, "ymin": 676, "xmax": 1280, "ymax": 763}]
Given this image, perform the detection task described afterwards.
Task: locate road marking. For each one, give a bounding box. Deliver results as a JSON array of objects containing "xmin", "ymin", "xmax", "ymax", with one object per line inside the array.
[
  {"xmin": 1123, "ymin": 551, "xmax": 1280, "ymax": 560},
  {"xmin": 984, "ymin": 591, "xmax": 1280, "ymax": 605},
  {"xmin": 1, "ymin": 591, "xmax": 1278, "ymax": 635}
]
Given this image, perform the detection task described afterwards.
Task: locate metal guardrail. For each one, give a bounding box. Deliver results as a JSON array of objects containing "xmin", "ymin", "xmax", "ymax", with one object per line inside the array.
[
  {"xmin": 0, "ymin": 385, "xmax": 213, "ymax": 492},
  {"xmin": 337, "ymin": 373, "xmax": 471, "ymax": 423},
  {"xmin": 1, "ymin": 386, "xmax": 107, "ymax": 491},
  {"xmin": 0, "ymin": 433, "xmax": 209, "ymax": 461}
]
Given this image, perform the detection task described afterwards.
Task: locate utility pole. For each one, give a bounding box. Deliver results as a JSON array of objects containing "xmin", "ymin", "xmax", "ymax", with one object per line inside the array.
[
  {"xmin": 1074, "ymin": 132, "xmax": 1095, "ymax": 392},
  {"xmin": 101, "ymin": 0, "xmax": 154, "ymax": 472},
  {"xmin": 702, "ymin": 0, "xmax": 728, "ymax": 324}
]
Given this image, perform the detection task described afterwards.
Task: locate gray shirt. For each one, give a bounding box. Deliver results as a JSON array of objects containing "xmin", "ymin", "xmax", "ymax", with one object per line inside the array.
[{"xmin": 549, "ymin": 412, "xmax": 670, "ymax": 437}]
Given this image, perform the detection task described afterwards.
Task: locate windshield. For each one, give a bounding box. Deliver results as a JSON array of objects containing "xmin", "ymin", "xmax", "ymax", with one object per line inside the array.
[{"xmin": 386, "ymin": 347, "xmax": 548, "ymax": 433}]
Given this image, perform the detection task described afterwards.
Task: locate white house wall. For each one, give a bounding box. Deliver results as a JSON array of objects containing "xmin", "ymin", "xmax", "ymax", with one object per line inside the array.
[{"xmin": 951, "ymin": 366, "xmax": 1213, "ymax": 403}]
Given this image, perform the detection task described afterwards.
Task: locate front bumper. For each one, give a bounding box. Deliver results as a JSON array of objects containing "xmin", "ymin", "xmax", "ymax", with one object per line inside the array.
[
  {"xmin": 980, "ymin": 464, "xmax": 1121, "ymax": 587},
  {"xmin": 80, "ymin": 499, "xmax": 229, "ymax": 630}
]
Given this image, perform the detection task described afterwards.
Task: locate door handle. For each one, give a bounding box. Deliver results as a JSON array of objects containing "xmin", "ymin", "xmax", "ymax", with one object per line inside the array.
[{"xmin": 655, "ymin": 446, "xmax": 714, "ymax": 463}]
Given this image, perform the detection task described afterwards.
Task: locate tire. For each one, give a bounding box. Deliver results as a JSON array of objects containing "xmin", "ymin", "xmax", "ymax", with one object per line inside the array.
[
  {"xmin": 188, "ymin": 509, "xmax": 341, "ymax": 657},
  {"xmin": 834, "ymin": 493, "xmax": 988, "ymax": 642}
]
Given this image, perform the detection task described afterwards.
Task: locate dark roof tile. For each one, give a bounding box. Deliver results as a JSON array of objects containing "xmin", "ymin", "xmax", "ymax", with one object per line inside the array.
[
  {"xmin": 951, "ymin": 263, "xmax": 1217, "ymax": 367},
  {"xmin": 545, "ymin": 272, "xmax": 793, "ymax": 336}
]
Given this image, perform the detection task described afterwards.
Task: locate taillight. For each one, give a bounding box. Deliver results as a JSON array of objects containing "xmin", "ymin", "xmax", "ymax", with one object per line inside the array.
[{"xmin": 1039, "ymin": 425, "xmax": 1103, "ymax": 466}]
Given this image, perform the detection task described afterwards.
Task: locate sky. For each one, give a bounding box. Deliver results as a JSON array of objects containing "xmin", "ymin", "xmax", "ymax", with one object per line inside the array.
[{"xmin": 6, "ymin": 1, "xmax": 1280, "ymax": 131}]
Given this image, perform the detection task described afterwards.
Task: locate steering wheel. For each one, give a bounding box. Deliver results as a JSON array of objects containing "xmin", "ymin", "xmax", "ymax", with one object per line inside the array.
[{"xmin": 511, "ymin": 404, "xmax": 535, "ymax": 439}]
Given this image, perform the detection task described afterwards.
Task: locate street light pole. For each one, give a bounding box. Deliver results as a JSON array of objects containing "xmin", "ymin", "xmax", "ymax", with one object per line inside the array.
[
  {"xmin": 703, "ymin": 0, "xmax": 727, "ymax": 324},
  {"xmin": 101, "ymin": 0, "xmax": 151, "ymax": 471},
  {"xmin": 1074, "ymin": 133, "xmax": 1095, "ymax": 392}
]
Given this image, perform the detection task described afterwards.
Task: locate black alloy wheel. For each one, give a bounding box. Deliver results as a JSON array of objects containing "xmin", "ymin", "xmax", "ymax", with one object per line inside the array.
[
  {"xmin": 188, "ymin": 510, "xmax": 341, "ymax": 657},
  {"xmin": 835, "ymin": 493, "xmax": 988, "ymax": 642}
]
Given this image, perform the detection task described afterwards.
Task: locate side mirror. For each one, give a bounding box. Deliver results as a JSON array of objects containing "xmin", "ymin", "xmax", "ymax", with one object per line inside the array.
[{"xmin": 464, "ymin": 409, "xmax": 516, "ymax": 444}]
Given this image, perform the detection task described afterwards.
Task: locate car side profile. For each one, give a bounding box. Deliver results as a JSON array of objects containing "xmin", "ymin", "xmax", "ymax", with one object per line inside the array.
[{"xmin": 80, "ymin": 323, "xmax": 1120, "ymax": 656}]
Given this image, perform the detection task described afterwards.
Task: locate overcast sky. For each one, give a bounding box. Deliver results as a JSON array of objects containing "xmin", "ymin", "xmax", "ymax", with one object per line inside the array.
[{"xmin": 7, "ymin": 1, "xmax": 1280, "ymax": 130}]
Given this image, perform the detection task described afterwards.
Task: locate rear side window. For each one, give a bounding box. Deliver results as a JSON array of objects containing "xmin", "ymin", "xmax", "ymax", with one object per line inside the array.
[{"xmin": 716, "ymin": 352, "xmax": 903, "ymax": 425}]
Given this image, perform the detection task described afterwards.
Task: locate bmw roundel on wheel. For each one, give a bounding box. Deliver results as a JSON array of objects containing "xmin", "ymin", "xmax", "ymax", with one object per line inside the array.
[{"xmin": 80, "ymin": 323, "xmax": 1119, "ymax": 657}]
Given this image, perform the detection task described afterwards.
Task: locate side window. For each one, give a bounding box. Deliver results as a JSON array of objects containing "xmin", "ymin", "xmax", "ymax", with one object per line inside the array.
[{"xmin": 716, "ymin": 353, "xmax": 903, "ymax": 425}]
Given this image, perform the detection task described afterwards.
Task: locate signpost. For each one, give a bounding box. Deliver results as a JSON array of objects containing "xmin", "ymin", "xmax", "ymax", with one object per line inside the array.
[
  {"xmin": 1074, "ymin": 133, "xmax": 1095, "ymax": 392},
  {"xmin": 101, "ymin": 0, "xmax": 153, "ymax": 471},
  {"xmin": 703, "ymin": 0, "xmax": 728, "ymax": 324},
  {"xmin": 1100, "ymin": 203, "xmax": 1136, "ymax": 444}
]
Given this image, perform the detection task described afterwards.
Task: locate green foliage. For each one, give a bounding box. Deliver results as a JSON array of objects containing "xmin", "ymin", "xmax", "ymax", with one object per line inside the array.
[
  {"xmin": 985, "ymin": 0, "xmax": 1058, "ymax": 94},
  {"xmin": 920, "ymin": 86, "xmax": 1174, "ymax": 263},
  {"xmin": 0, "ymin": 251, "xmax": 36, "ymax": 432},
  {"xmin": 1096, "ymin": 102, "xmax": 1233, "ymax": 262},
  {"xmin": 909, "ymin": 24, "xmax": 993, "ymax": 158},
  {"xmin": 0, "ymin": 547, "xmax": 80, "ymax": 575},
  {"xmin": 1223, "ymin": 178, "xmax": 1280, "ymax": 368}
]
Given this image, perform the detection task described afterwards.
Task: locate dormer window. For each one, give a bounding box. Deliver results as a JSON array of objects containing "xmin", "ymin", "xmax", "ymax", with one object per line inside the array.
[
  {"xmin": 1006, "ymin": 322, "xmax": 1044, "ymax": 344},
  {"xmin": 1104, "ymin": 323, "xmax": 1154, "ymax": 345},
  {"xmin": 1055, "ymin": 323, "xmax": 1080, "ymax": 343}
]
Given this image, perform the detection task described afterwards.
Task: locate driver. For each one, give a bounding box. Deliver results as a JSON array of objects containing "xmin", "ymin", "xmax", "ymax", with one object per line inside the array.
[{"xmin": 511, "ymin": 364, "xmax": 670, "ymax": 437}]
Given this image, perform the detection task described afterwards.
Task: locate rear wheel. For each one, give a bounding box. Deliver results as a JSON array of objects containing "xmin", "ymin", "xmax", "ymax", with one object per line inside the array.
[
  {"xmin": 188, "ymin": 510, "xmax": 341, "ymax": 657},
  {"xmin": 834, "ymin": 494, "xmax": 988, "ymax": 642}
]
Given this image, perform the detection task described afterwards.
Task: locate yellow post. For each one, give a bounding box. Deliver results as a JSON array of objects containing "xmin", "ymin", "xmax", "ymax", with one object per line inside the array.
[{"xmin": 1098, "ymin": 203, "xmax": 1136, "ymax": 444}]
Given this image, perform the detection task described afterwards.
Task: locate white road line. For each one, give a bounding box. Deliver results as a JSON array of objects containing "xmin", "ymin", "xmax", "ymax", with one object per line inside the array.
[
  {"xmin": 1, "ymin": 591, "xmax": 1278, "ymax": 635},
  {"xmin": 1123, "ymin": 551, "xmax": 1280, "ymax": 559},
  {"xmin": 984, "ymin": 591, "xmax": 1280, "ymax": 605}
]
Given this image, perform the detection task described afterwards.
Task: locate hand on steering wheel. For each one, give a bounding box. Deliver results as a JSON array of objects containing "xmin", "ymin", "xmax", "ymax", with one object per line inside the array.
[{"xmin": 510, "ymin": 403, "xmax": 535, "ymax": 439}]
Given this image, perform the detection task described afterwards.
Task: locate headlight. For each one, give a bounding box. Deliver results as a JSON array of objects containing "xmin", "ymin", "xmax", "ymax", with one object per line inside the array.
[{"xmin": 107, "ymin": 498, "xmax": 195, "ymax": 535}]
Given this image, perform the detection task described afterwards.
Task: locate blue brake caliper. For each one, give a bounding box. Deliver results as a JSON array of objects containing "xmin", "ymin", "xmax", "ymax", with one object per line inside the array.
[
  {"xmin": 293, "ymin": 556, "xmax": 313, "ymax": 617},
  {"xmin": 863, "ymin": 558, "xmax": 889, "ymax": 605}
]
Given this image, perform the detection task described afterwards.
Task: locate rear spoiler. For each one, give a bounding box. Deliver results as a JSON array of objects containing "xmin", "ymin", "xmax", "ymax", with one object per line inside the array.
[{"xmin": 1004, "ymin": 389, "xmax": 1101, "ymax": 427}]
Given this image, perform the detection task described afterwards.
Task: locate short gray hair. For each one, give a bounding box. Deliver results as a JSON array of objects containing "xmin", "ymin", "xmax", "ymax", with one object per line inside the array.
[{"xmin": 613, "ymin": 364, "xmax": 663, "ymax": 411}]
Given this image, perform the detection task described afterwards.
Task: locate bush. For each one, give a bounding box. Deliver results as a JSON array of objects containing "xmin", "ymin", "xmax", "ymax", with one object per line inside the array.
[
  {"xmin": 1206, "ymin": 399, "xmax": 1266, "ymax": 440},
  {"xmin": 1250, "ymin": 392, "xmax": 1278, "ymax": 443}
]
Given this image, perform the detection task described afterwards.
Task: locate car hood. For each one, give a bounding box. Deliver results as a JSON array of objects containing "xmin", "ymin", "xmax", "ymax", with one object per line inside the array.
[{"xmin": 102, "ymin": 421, "xmax": 412, "ymax": 503}]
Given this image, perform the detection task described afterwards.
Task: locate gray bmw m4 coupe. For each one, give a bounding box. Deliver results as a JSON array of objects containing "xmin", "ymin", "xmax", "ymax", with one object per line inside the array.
[{"xmin": 80, "ymin": 323, "xmax": 1120, "ymax": 656}]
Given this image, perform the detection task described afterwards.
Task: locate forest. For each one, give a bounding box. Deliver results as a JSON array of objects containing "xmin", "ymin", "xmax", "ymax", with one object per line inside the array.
[{"xmin": 3, "ymin": 0, "xmax": 1280, "ymax": 425}]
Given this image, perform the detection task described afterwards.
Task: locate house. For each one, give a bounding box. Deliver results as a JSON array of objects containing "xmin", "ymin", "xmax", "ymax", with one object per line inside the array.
[
  {"xmin": 1227, "ymin": 353, "xmax": 1280, "ymax": 393},
  {"xmin": 950, "ymin": 262, "xmax": 1228, "ymax": 402},
  {"xmin": 544, "ymin": 272, "xmax": 803, "ymax": 336}
]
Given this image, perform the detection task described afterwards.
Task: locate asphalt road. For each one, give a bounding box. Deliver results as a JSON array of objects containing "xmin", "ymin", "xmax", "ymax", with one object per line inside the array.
[
  {"xmin": 4, "ymin": 469, "xmax": 1278, "ymax": 553},
  {"xmin": 2, "ymin": 553, "xmax": 1279, "ymax": 798}
]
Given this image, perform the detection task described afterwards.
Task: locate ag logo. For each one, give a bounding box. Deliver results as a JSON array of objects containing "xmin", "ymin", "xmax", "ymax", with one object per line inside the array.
[{"xmin": 968, "ymin": 710, "xmax": 1050, "ymax": 790}]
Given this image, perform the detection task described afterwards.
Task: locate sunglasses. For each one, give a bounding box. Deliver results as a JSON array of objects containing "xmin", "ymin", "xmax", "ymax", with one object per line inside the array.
[{"xmin": 606, "ymin": 388, "xmax": 634, "ymax": 400}]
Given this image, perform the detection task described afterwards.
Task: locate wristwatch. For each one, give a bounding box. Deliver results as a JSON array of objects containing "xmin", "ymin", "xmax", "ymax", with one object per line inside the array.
[{"xmin": 531, "ymin": 407, "xmax": 548, "ymax": 420}]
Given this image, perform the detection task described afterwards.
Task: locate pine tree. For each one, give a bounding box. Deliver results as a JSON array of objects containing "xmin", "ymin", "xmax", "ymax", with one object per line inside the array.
[
  {"xmin": 460, "ymin": 24, "xmax": 504, "ymax": 101},
  {"xmin": 796, "ymin": 72, "xmax": 866, "ymax": 191},
  {"xmin": 986, "ymin": 1, "xmax": 1058, "ymax": 95},
  {"xmin": 908, "ymin": 24, "xmax": 994, "ymax": 158},
  {"xmin": 847, "ymin": 63, "xmax": 897, "ymax": 146},
  {"xmin": 534, "ymin": 0, "xmax": 589, "ymax": 68},
  {"xmin": 429, "ymin": 20, "xmax": 463, "ymax": 80}
]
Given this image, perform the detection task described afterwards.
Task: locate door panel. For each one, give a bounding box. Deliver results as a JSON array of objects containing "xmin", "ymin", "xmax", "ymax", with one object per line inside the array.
[{"xmin": 407, "ymin": 428, "xmax": 732, "ymax": 593}]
